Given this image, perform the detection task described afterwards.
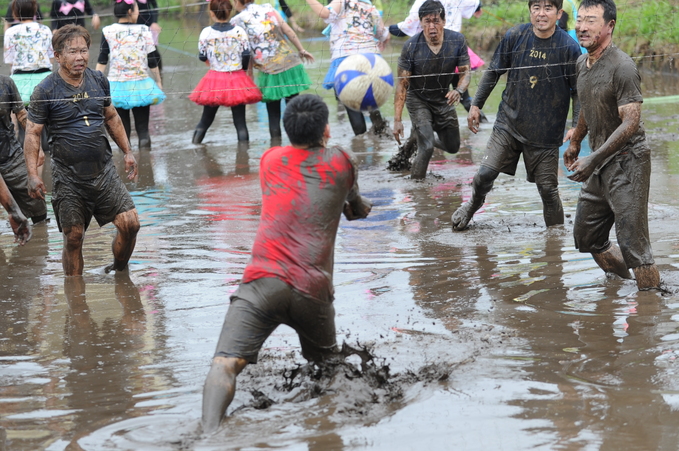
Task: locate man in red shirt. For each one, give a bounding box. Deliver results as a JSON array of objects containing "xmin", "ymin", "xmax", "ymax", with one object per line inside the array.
[{"xmin": 202, "ymin": 94, "xmax": 372, "ymax": 434}]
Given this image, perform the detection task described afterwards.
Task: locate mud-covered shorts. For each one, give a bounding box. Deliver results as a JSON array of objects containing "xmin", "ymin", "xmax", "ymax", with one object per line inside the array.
[
  {"xmin": 214, "ymin": 277, "xmax": 337, "ymax": 364},
  {"xmin": 406, "ymin": 94, "xmax": 459, "ymax": 135},
  {"xmin": 0, "ymin": 150, "xmax": 47, "ymax": 220},
  {"xmin": 481, "ymin": 127, "xmax": 559, "ymax": 185},
  {"xmin": 573, "ymin": 146, "xmax": 654, "ymax": 268},
  {"xmin": 51, "ymin": 162, "xmax": 135, "ymax": 232}
]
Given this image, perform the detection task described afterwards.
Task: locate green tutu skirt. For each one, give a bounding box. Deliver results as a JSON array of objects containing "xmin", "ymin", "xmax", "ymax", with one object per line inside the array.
[
  {"xmin": 258, "ymin": 64, "xmax": 311, "ymax": 102},
  {"xmin": 11, "ymin": 71, "xmax": 51, "ymax": 105}
]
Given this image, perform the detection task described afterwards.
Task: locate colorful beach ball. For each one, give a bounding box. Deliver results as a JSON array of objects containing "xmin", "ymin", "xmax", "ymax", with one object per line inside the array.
[{"xmin": 334, "ymin": 53, "xmax": 394, "ymax": 112}]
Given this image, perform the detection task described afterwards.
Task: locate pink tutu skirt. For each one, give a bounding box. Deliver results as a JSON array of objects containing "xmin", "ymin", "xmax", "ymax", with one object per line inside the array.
[
  {"xmin": 456, "ymin": 47, "xmax": 485, "ymax": 73},
  {"xmin": 189, "ymin": 70, "xmax": 262, "ymax": 107}
]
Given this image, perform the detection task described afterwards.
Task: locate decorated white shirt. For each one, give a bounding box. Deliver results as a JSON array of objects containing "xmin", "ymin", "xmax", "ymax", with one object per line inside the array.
[
  {"xmin": 3, "ymin": 22, "xmax": 53, "ymax": 73},
  {"xmin": 324, "ymin": 0, "xmax": 388, "ymax": 61},
  {"xmin": 102, "ymin": 23, "xmax": 155, "ymax": 82},
  {"xmin": 198, "ymin": 24, "xmax": 249, "ymax": 72},
  {"xmin": 397, "ymin": 0, "xmax": 479, "ymax": 35},
  {"xmin": 230, "ymin": 3, "xmax": 301, "ymax": 74}
]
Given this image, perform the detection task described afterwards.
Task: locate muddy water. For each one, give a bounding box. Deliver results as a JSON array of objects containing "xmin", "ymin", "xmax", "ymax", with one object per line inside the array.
[{"xmin": 2, "ymin": 17, "xmax": 679, "ymax": 450}]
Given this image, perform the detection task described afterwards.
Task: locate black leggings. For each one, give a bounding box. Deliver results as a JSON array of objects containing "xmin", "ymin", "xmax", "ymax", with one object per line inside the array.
[
  {"xmin": 265, "ymin": 95, "xmax": 298, "ymax": 138},
  {"xmin": 116, "ymin": 106, "xmax": 150, "ymax": 140},
  {"xmin": 196, "ymin": 104, "xmax": 249, "ymax": 142}
]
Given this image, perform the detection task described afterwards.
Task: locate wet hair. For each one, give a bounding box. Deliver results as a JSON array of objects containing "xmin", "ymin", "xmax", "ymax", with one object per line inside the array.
[
  {"xmin": 418, "ymin": 0, "xmax": 445, "ymax": 21},
  {"xmin": 114, "ymin": 0, "xmax": 137, "ymax": 19},
  {"xmin": 579, "ymin": 0, "xmax": 617, "ymax": 23},
  {"xmin": 283, "ymin": 95, "xmax": 329, "ymax": 147},
  {"xmin": 52, "ymin": 24, "xmax": 91, "ymax": 54},
  {"xmin": 12, "ymin": 0, "xmax": 38, "ymax": 21},
  {"xmin": 210, "ymin": 0, "xmax": 233, "ymax": 21},
  {"xmin": 528, "ymin": 0, "xmax": 563, "ymax": 11}
]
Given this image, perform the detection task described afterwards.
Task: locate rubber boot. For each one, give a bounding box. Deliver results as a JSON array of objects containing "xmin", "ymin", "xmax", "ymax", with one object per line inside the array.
[{"xmin": 192, "ymin": 128, "xmax": 207, "ymax": 144}]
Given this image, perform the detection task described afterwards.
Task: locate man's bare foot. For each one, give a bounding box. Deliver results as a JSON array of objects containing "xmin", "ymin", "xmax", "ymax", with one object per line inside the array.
[
  {"xmin": 105, "ymin": 262, "xmax": 128, "ymax": 274},
  {"xmin": 451, "ymin": 202, "xmax": 478, "ymax": 231}
]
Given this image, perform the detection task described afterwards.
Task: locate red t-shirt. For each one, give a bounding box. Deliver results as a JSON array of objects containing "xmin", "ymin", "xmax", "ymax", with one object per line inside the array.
[{"xmin": 242, "ymin": 145, "xmax": 358, "ymax": 302}]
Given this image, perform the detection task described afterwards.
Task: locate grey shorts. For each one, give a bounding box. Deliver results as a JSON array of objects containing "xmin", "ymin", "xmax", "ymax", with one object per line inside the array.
[
  {"xmin": 0, "ymin": 151, "xmax": 47, "ymax": 220},
  {"xmin": 573, "ymin": 147, "xmax": 654, "ymax": 268},
  {"xmin": 406, "ymin": 94, "xmax": 459, "ymax": 134},
  {"xmin": 481, "ymin": 127, "xmax": 559, "ymax": 185},
  {"xmin": 214, "ymin": 277, "xmax": 337, "ymax": 364},
  {"xmin": 51, "ymin": 162, "xmax": 135, "ymax": 232}
]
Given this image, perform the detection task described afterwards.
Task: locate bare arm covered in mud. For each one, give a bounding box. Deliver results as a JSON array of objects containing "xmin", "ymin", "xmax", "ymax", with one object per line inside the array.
[
  {"xmin": 563, "ymin": 110, "xmax": 588, "ymax": 169},
  {"xmin": 24, "ymin": 120, "xmax": 47, "ymax": 200},
  {"xmin": 14, "ymin": 108, "xmax": 27, "ymax": 130},
  {"xmin": 468, "ymin": 67, "xmax": 501, "ymax": 134},
  {"xmin": 343, "ymin": 152, "xmax": 372, "ymax": 221},
  {"xmin": 103, "ymin": 104, "xmax": 138, "ymax": 180},
  {"xmin": 564, "ymin": 90, "xmax": 580, "ymax": 143},
  {"xmin": 446, "ymin": 64, "xmax": 471, "ymax": 106},
  {"xmin": 566, "ymin": 102, "xmax": 641, "ymax": 182},
  {"xmin": 393, "ymin": 67, "xmax": 410, "ymax": 145},
  {"xmin": 0, "ymin": 175, "xmax": 31, "ymax": 245}
]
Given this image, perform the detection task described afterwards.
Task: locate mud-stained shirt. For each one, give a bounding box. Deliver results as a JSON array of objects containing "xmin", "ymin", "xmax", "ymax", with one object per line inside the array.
[
  {"xmin": 230, "ymin": 3, "xmax": 302, "ymax": 75},
  {"xmin": 576, "ymin": 44, "xmax": 647, "ymax": 172},
  {"xmin": 473, "ymin": 24, "xmax": 581, "ymax": 148},
  {"xmin": 198, "ymin": 23, "xmax": 249, "ymax": 72},
  {"xmin": 324, "ymin": 0, "xmax": 388, "ymax": 61},
  {"xmin": 100, "ymin": 23, "xmax": 156, "ymax": 82},
  {"xmin": 0, "ymin": 76, "xmax": 25, "ymax": 165},
  {"xmin": 3, "ymin": 22, "xmax": 54, "ymax": 73},
  {"xmin": 242, "ymin": 145, "xmax": 359, "ymax": 302},
  {"xmin": 28, "ymin": 68, "xmax": 113, "ymax": 179},
  {"xmin": 398, "ymin": 29, "xmax": 470, "ymax": 106}
]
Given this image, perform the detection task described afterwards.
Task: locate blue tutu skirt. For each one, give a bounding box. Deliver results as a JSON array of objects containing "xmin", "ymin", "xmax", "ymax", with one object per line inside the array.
[
  {"xmin": 110, "ymin": 78, "xmax": 166, "ymax": 109},
  {"xmin": 323, "ymin": 56, "xmax": 348, "ymax": 90},
  {"xmin": 11, "ymin": 71, "xmax": 51, "ymax": 105}
]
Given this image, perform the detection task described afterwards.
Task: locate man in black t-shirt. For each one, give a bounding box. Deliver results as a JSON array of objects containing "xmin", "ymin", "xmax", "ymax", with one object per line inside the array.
[
  {"xmin": 0, "ymin": 76, "xmax": 47, "ymax": 225},
  {"xmin": 24, "ymin": 25, "xmax": 139, "ymax": 277},
  {"xmin": 393, "ymin": 0, "xmax": 471, "ymax": 180},
  {"xmin": 564, "ymin": 0, "xmax": 659, "ymax": 290},
  {"xmin": 451, "ymin": 0, "xmax": 581, "ymax": 231}
]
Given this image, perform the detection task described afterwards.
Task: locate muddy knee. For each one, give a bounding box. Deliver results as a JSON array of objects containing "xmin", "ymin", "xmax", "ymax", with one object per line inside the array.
[
  {"xmin": 63, "ymin": 226, "xmax": 85, "ymax": 251},
  {"xmin": 536, "ymin": 184, "xmax": 564, "ymax": 226}
]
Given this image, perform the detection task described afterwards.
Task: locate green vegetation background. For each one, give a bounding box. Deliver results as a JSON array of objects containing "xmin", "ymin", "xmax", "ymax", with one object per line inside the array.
[{"xmin": 32, "ymin": 0, "xmax": 679, "ymax": 56}]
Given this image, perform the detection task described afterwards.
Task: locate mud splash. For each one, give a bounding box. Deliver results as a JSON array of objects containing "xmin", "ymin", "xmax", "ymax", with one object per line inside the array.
[{"xmin": 235, "ymin": 343, "xmax": 460, "ymax": 419}]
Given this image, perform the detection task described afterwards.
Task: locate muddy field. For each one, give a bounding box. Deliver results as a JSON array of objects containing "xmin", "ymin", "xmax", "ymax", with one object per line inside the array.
[{"xmin": 1, "ymin": 21, "xmax": 679, "ymax": 450}]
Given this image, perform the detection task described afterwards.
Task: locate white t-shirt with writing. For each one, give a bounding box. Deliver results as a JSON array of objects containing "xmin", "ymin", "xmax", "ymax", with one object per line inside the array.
[
  {"xmin": 198, "ymin": 24, "xmax": 249, "ymax": 72},
  {"xmin": 102, "ymin": 23, "xmax": 156, "ymax": 82},
  {"xmin": 3, "ymin": 22, "xmax": 54, "ymax": 73}
]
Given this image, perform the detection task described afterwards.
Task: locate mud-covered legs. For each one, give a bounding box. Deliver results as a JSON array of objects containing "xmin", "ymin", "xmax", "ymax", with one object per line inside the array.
[
  {"xmin": 202, "ymin": 356, "xmax": 248, "ymax": 434},
  {"xmin": 451, "ymin": 166, "xmax": 498, "ymax": 230}
]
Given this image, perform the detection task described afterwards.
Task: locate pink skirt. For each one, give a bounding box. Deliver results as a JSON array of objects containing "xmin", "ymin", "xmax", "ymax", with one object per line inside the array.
[
  {"xmin": 456, "ymin": 47, "xmax": 485, "ymax": 73},
  {"xmin": 189, "ymin": 70, "xmax": 262, "ymax": 107}
]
